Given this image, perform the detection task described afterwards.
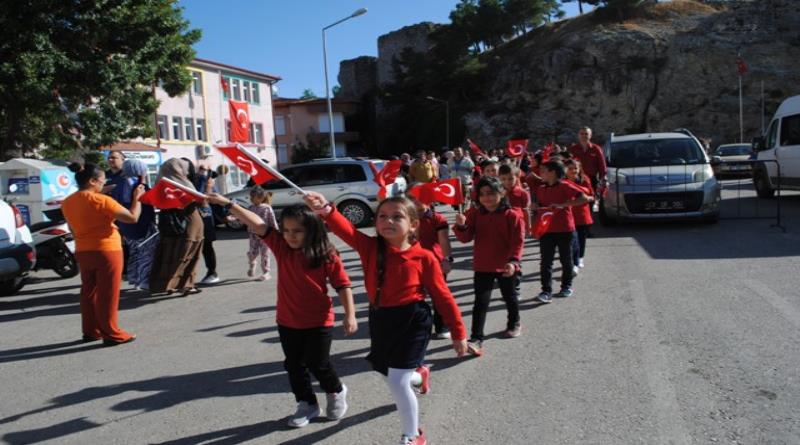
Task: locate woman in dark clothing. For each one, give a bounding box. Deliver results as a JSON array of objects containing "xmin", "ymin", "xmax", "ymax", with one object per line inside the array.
[{"xmin": 149, "ymin": 158, "xmax": 204, "ymax": 296}]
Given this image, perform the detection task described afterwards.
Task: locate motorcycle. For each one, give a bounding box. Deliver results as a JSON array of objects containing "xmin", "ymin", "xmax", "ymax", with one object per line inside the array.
[{"xmin": 30, "ymin": 203, "xmax": 79, "ymax": 279}]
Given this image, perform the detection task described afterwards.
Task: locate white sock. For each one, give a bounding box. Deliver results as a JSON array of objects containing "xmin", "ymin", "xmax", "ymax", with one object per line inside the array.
[
  {"xmin": 387, "ymin": 368, "xmax": 419, "ymax": 438},
  {"xmin": 410, "ymin": 371, "xmax": 423, "ymax": 387}
]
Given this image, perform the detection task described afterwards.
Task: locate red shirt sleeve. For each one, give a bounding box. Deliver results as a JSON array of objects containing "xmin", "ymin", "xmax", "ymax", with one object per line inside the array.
[
  {"xmin": 322, "ymin": 206, "xmax": 374, "ymax": 257},
  {"xmin": 261, "ymin": 227, "xmax": 286, "ymax": 257},
  {"xmin": 507, "ymin": 210, "xmax": 525, "ymax": 263},
  {"xmin": 594, "ymin": 144, "xmax": 608, "ymax": 178},
  {"xmin": 421, "ymin": 254, "xmax": 466, "ymax": 341},
  {"xmin": 453, "ymin": 207, "xmax": 477, "ymax": 243},
  {"xmin": 433, "ymin": 213, "xmax": 449, "ymax": 232},
  {"xmin": 325, "ymin": 252, "xmax": 352, "ymax": 290}
]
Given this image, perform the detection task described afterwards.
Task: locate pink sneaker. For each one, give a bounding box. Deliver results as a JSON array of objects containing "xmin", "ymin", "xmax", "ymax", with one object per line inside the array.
[{"xmin": 415, "ymin": 365, "xmax": 430, "ymax": 395}]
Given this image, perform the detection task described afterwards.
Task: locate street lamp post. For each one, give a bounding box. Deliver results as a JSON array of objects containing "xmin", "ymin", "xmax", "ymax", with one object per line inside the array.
[
  {"xmin": 323, "ymin": 8, "xmax": 367, "ymax": 160},
  {"xmin": 426, "ymin": 96, "xmax": 450, "ymax": 150}
]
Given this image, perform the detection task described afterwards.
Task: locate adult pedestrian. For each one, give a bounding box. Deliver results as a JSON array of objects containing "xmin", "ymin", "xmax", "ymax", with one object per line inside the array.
[
  {"xmin": 196, "ymin": 163, "xmax": 221, "ymax": 285},
  {"xmin": 104, "ymin": 151, "xmax": 126, "ymax": 193},
  {"xmin": 438, "ymin": 154, "xmax": 451, "ymax": 180},
  {"xmin": 62, "ymin": 162, "xmax": 145, "ymax": 346},
  {"xmin": 567, "ymin": 127, "xmax": 607, "ymax": 191},
  {"xmin": 447, "ymin": 147, "xmax": 475, "ymax": 207},
  {"xmin": 149, "ymin": 158, "xmax": 205, "ymax": 296},
  {"xmin": 409, "ymin": 150, "xmax": 436, "ymax": 184},
  {"xmin": 112, "ymin": 159, "xmax": 159, "ymax": 291}
]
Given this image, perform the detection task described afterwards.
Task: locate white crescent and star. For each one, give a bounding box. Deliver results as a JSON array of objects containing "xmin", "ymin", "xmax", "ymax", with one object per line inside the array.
[
  {"xmin": 435, "ymin": 183, "xmax": 456, "ymax": 197},
  {"xmin": 164, "ymin": 186, "xmax": 185, "ymax": 200},
  {"xmin": 236, "ymin": 109, "xmax": 248, "ymax": 129},
  {"xmin": 236, "ymin": 156, "xmax": 258, "ymax": 176}
]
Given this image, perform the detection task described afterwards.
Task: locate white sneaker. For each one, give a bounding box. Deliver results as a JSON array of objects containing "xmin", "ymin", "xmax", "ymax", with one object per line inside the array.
[
  {"xmin": 287, "ymin": 401, "xmax": 321, "ymax": 428},
  {"xmin": 326, "ymin": 384, "xmax": 348, "ymax": 420},
  {"xmin": 572, "ymin": 266, "xmax": 580, "ymax": 278},
  {"xmin": 247, "ymin": 264, "xmax": 257, "ymax": 278},
  {"xmin": 577, "ymin": 258, "xmax": 585, "ymax": 268},
  {"xmin": 257, "ymin": 272, "xmax": 272, "ymax": 281},
  {"xmin": 200, "ymin": 274, "xmax": 220, "ymax": 285}
]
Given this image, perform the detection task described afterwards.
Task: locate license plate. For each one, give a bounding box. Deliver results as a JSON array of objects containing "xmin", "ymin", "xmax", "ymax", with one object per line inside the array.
[{"xmin": 644, "ymin": 200, "xmax": 686, "ymax": 211}]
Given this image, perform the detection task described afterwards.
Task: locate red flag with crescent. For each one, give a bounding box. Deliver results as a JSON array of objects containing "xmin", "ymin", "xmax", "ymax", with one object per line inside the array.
[
  {"xmin": 139, "ymin": 178, "xmax": 206, "ymax": 209},
  {"xmin": 736, "ymin": 57, "xmax": 748, "ymax": 76},
  {"xmin": 506, "ymin": 139, "xmax": 529, "ymax": 158},
  {"xmin": 532, "ymin": 208, "xmax": 554, "ymax": 239},
  {"xmin": 229, "ymin": 100, "xmax": 250, "ymax": 143},
  {"xmin": 409, "ymin": 178, "xmax": 463, "ymax": 206},
  {"xmin": 217, "ymin": 144, "xmax": 278, "ymax": 185},
  {"xmin": 541, "ymin": 142, "xmax": 555, "ymax": 163},
  {"xmin": 369, "ymin": 160, "xmax": 403, "ymax": 200},
  {"xmin": 467, "ymin": 139, "xmax": 487, "ymax": 158}
]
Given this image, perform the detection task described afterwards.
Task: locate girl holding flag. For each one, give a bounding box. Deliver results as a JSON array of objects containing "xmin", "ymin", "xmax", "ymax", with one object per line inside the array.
[{"xmin": 564, "ymin": 159, "xmax": 594, "ymax": 269}]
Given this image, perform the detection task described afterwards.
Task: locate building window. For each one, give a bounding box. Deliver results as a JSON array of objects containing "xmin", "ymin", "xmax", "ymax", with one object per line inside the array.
[
  {"xmin": 318, "ymin": 113, "xmax": 345, "ymax": 133},
  {"xmin": 172, "ymin": 116, "xmax": 183, "ymax": 140},
  {"xmin": 278, "ymin": 144, "xmax": 289, "ymax": 164},
  {"xmin": 243, "ymin": 80, "xmax": 251, "ymax": 102},
  {"xmin": 191, "ymin": 71, "xmax": 203, "ymax": 95},
  {"xmin": 249, "ymin": 122, "xmax": 263, "ymax": 145},
  {"xmin": 231, "ymin": 78, "xmax": 241, "ymax": 101},
  {"xmin": 196, "ymin": 119, "xmax": 206, "ymax": 141},
  {"xmin": 156, "ymin": 115, "xmax": 168, "ymax": 140},
  {"xmin": 225, "ymin": 120, "xmax": 230, "ymax": 142},
  {"xmin": 251, "ymin": 83, "xmax": 260, "ymax": 104},
  {"xmin": 184, "ymin": 117, "xmax": 194, "ymax": 141},
  {"xmin": 275, "ymin": 116, "xmax": 286, "ymax": 136}
]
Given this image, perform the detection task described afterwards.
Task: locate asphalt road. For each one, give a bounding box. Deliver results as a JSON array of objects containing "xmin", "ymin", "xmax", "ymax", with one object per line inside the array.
[{"xmin": 1, "ymin": 181, "xmax": 799, "ymax": 445}]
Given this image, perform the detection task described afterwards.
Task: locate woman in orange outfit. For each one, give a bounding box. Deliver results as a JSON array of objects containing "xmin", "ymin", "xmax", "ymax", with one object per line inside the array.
[{"xmin": 62, "ymin": 162, "xmax": 145, "ymax": 346}]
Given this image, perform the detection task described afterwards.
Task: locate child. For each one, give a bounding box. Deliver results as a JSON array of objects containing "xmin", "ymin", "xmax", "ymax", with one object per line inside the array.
[
  {"xmin": 304, "ymin": 191, "xmax": 467, "ymax": 445},
  {"xmin": 247, "ymin": 186, "xmax": 278, "ymax": 280},
  {"xmin": 408, "ymin": 188, "xmax": 455, "ymax": 339},
  {"xmin": 454, "ymin": 176, "xmax": 525, "ymax": 356},
  {"xmin": 470, "ymin": 160, "xmax": 499, "ymax": 205},
  {"xmin": 564, "ymin": 159, "xmax": 594, "ymax": 269},
  {"xmin": 205, "ymin": 196, "xmax": 357, "ymax": 428},
  {"xmin": 499, "ymin": 164, "xmax": 532, "ymax": 234},
  {"xmin": 532, "ymin": 161, "xmax": 589, "ymax": 303}
]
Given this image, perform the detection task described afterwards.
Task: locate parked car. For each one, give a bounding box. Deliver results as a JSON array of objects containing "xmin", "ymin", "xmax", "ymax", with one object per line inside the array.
[
  {"xmin": 751, "ymin": 95, "xmax": 800, "ymax": 198},
  {"xmin": 0, "ymin": 199, "xmax": 35, "ymax": 296},
  {"xmin": 224, "ymin": 158, "xmax": 407, "ymax": 228},
  {"xmin": 600, "ymin": 130, "xmax": 721, "ymax": 225},
  {"xmin": 711, "ymin": 143, "xmax": 753, "ymax": 177}
]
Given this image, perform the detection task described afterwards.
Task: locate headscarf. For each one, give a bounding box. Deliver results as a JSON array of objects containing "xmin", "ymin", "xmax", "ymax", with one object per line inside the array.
[
  {"xmin": 122, "ymin": 159, "xmax": 148, "ymax": 179},
  {"xmin": 157, "ymin": 158, "xmax": 197, "ymax": 190}
]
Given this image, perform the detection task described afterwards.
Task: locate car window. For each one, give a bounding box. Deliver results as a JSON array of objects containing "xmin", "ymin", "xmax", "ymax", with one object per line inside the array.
[
  {"xmin": 295, "ymin": 166, "xmax": 338, "ymax": 187},
  {"xmin": 766, "ymin": 119, "xmax": 779, "ymax": 149},
  {"xmin": 261, "ymin": 168, "xmax": 296, "ymax": 190},
  {"xmin": 780, "ymin": 114, "xmax": 800, "ymax": 146},
  {"xmin": 335, "ymin": 165, "xmax": 367, "ymax": 184},
  {"xmin": 715, "ymin": 145, "xmax": 751, "ymax": 156},
  {"xmin": 608, "ymin": 138, "xmax": 704, "ymax": 168}
]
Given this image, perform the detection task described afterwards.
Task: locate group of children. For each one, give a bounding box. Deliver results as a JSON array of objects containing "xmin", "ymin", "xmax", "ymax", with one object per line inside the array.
[{"xmin": 204, "ymin": 151, "xmax": 596, "ymax": 445}]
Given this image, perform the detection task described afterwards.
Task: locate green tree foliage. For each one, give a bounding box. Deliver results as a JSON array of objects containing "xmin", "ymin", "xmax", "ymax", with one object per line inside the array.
[
  {"xmin": 0, "ymin": 0, "xmax": 201, "ymax": 161},
  {"xmin": 300, "ymin": 89, "xmax": 318, "ymax": 100},
  {"xmin": 561, "ymin": 0, "xmax": 644, "ymax": 13},
  {"xmin": 291, "ymin": 134, "xmax": 330, "ymax": 164}
]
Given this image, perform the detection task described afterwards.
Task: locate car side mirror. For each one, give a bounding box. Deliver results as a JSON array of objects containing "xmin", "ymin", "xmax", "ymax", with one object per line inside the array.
[
  {"xmin": 710, "ymin": 156, "xmax": 722, "ymax": 166},
  {"xmin": 751, "ymin": 136, "xmax": 764, "ymax": 152}
]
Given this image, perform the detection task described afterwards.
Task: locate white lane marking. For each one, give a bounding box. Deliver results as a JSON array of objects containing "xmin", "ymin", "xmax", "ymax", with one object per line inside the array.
[
  {"xmin": 743, "ymin": 279, "xmax": 800, "ymax": 329},
  {"xmin": 630, "ymin": 279, "xmax": 692, "ymax": 445}
]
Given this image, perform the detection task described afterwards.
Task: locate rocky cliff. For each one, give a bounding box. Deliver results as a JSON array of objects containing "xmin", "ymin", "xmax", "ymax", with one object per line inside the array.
[{"xmin": 340, "ymin": 0, "xmax": 800, "ymax": 152}]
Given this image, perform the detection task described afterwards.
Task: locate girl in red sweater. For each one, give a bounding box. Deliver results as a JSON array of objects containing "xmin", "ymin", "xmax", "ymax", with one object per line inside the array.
[
  {"xmin": 206, "ymin": 196, "xmax": 357, "ymax": 429},
  {"xmin": 303, "ymin": 191, "xmax": 467, "ymax": 445},
  {"xmin": 565, "ymin": 159, "xmax": 594, "ymax": 269},
  {"xmin": 454, "ymin": 176, "xmax": 526, "ymax": 356}
]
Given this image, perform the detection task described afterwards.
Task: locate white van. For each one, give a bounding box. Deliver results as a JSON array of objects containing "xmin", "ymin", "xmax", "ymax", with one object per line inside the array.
[{"xmin": 753, "ymin": 95, "xmax": 800, "ymax": 198}]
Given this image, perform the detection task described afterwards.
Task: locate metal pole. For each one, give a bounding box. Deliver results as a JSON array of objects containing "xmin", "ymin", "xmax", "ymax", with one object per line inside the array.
[
  {"xmin": 445, "ymin": 100, "xmax": 450, "ymax": 150},
  {"xmin": 739, "ymin": 74, "xmax": 744, "ymax": 143},
  {"xmin": 323, "ymin": 29, "xmax": 336, "ymax": 159},
  {"xmin": 761, "ymin": 80, "xmax": 765, "ymax": 134}
]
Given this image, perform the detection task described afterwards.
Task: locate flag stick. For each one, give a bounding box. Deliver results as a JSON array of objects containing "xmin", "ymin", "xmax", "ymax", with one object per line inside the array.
[
  {"xmin": 739, "ymin": 73, "xmax": 744, "ymax": 143},
  {"xmin": 235, "ymin": 144, "xmax": 307, "ymax": 195}
]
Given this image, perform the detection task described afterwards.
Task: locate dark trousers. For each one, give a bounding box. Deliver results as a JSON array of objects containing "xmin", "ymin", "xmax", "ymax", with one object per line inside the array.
[
  {"xmin": 433, "ymin": 271, "xmax": 449, "ymax": 334},
  {"xmin": 278, "ymin": 325, "xmax": 343, "ymax": 405},
  {"xmin": 471, "ymin": 272, "xmax": 521, "ymax": 341},
  {"xmin": 571, "ymin": 225, "xmax": 591, "ymax": 266},
  {"xmin": 540, "ymin": 232, "xmax": 574, "ymax": 293},
  {"xmin": 202, "ymin": 239, "xmax": 217, "ymax": 276}
]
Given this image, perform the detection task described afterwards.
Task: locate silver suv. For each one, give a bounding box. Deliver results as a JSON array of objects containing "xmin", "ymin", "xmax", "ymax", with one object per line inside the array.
[
  {"xmin": 601, "ymin": 131, "xmax": 721, "ymax": 224},
  {"xmin": 225, "ymin": 158, "xmax": 407, "ymax": 227}
]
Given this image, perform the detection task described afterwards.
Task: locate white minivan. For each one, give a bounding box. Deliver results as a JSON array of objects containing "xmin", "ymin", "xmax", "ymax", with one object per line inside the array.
[{"xmin": 753, "ymin": 95, "xmax": 800, "ymax": 198}]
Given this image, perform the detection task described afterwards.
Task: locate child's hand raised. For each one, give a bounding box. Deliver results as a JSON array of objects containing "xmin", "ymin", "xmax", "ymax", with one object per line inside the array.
[
  {"xmin": 455, "ymin": 213, "xmax": 466, "ymax": 226},
  {"xmin": 453, "ymin": 338, "xmax": 468, "ymax": 357},
  {"xmin": 303, "ymin": 191, "xmax": 328, "ymax": 210}
]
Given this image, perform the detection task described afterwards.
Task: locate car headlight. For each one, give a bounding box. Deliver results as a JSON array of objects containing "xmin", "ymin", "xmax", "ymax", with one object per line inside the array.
[
  {"xmin": 692, "ymin": 165, "xmax": 715, "ymax": 183},
  {"xmin": 608, "ymin": 172, "xmax": 627, "ymax": 185}
]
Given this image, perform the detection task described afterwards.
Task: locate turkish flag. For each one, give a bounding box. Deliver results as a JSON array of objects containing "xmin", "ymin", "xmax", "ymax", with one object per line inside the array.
[
  {"xmin": 139, "ymin": 178, "xmax": 206, "ymax": 209},
  {"xmin": 541, "ymin": 142, "xmax": 554, "ymax": 163},
  {"xmin": 506, "ymin": 139, "xmax": 529, "ymax": 158},
  {"xmin": 736, "ymin": 57, "xmax": 748, "ymax": 75},
  {"xmin": 531, "ymin": 208, "xmax": 554, "ymax": 239},
  {"xmin": 369, "ymin": 160, "xmax": 403, "ymax": 200},
  {"xmin": 467, "ymin": 138, "xmax": 486, "ymax": 158},
  {"xmin": 217, "ymin": 144, "xmax": 278, "ymax": 185},
  {"xmin": 409, "ymin": 178, "xmax": 463, "ymax": 206},
  {"xmin": 220, "ymin": 77, "xmax": 230, "ymax": 94},
  {"xmin": 228, "ymin": 100, "xmax": 250, "ymax": 143}
]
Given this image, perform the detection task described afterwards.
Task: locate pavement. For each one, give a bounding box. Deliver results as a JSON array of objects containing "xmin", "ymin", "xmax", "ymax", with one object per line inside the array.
[{"xmin": 1, "ymin": 181, "xmax": 799, "ymax": 445}]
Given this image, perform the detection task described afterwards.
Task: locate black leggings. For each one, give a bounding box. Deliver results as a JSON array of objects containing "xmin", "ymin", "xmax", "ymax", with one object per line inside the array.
[
  {"xmin": 540, "ymin": 232, "xmax": 574, "ymax": 293},
  {"xmin": 278, "ymin": 325, "xmax": 343, "ymax": 405},
  {"xmin": 471, "ymin": 272, "xmax": 521, "ymax": 341},
  {"xmin": 571, "ymin": 225, "xmax": 591, "ymax": 266},
  {"xmin": 202, "ymin": 240, "xmax": 217, "ymax": 276}
]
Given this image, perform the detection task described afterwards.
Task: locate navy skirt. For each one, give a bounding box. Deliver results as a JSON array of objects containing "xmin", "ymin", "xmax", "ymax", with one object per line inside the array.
[{"xmin": 367, "ymin": 301, "xmax": 433, "ymax": 375}]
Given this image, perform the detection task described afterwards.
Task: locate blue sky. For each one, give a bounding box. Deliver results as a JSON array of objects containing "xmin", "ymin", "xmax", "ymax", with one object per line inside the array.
[{"xmin": 178, "ymin": 1, "xmax": 582, "ymax": 98}]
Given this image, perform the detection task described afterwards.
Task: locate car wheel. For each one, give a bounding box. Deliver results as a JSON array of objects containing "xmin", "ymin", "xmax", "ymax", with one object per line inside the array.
[
  {"xmin": 338, "ymin": 200, "xmax": 372, "ymax": 228},
  {"xmin": 754, "ymin": 171, "xmax": 776, "ymax": 199},
  {"xmin": 0, "ymin": 275, "xmax": 27, "ymax": 296},
  {"xmin": 53, "ymin": 247, "xmax": 79, "ymax": 278}
]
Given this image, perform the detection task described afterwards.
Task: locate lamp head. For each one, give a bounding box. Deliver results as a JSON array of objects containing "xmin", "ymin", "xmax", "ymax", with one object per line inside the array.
[{"xmin": 351, "ymin": 8, "xmax": 367, "ymax": 17}]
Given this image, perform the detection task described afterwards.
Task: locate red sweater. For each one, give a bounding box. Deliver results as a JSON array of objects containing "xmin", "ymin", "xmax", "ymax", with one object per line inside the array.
[
  {"xmin": 262, "ymin": 229, "xmax": 351, "ymax": 329},
  {"xmin": 323, "ymin": 207, "xmax": 467, "ymax": 341},
  {"xmin": 417, "ymin": 209, "xmax": 449, "ymax": 262},
  {"xmin": 506, "ymin": 185, "xmax": 530, "ymax": 210},
  {"xmin": 453, "ymin": 205, "xmax": 525, "ymax": 273},
  {"xmin": 567, "ymin": 177, "xmax": 594, "ymax": 227},
  {"xmin": 525, "ymin": 172, "xmax": 543, "ymax": 199},
  {"xmin": 568, "ymin": 143, "xmax": 607, "ymax": 180},
  {"xmin": 535, "ymin": 181, "xmax": 581, "ymax": 233}
]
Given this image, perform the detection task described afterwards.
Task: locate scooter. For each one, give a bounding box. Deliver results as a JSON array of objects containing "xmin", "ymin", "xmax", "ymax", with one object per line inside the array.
[{"xmin": 30, "ymin": 203, "xmax": 79, "ymax": 279}]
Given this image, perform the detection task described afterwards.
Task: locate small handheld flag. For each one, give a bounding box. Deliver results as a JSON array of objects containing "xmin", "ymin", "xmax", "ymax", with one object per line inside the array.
[{"xmin": 139, "ymin": 177, "xmax": 207, "ymax": 209}]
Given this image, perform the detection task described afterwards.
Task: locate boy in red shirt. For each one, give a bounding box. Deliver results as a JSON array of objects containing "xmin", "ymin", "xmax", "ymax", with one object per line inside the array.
[
  {"xmin": 499, "ymin": 164, "xmax": 531, "ymax": 234},
  {"xmin": 532, "ymin": 161, "xmax": 589, "ymax": 303}
]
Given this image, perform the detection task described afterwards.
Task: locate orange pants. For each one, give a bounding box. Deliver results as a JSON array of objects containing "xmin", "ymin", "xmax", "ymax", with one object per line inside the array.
[{"xmin": 76, "ymin": 250, "xmax": 133, "ymax": 342}]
